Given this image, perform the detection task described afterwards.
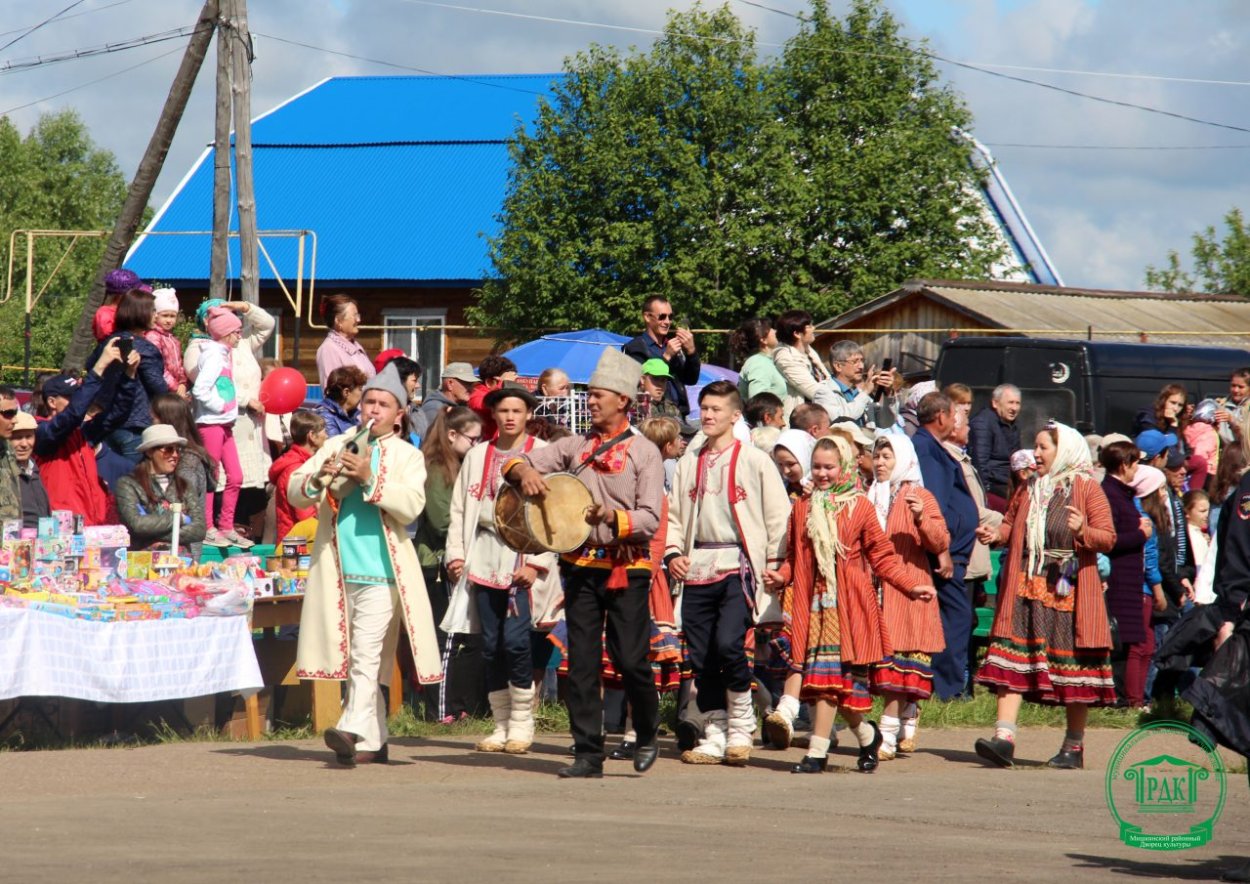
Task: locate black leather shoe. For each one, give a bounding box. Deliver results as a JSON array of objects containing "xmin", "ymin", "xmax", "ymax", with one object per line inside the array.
[
  {"xmin": 355, "ymin": 744, "xmax": 389, "ymax": 765},
  {"xmin": 323, "ymin": 728, "xmax": 360, "ymax": 766},
  {"xmin": 609, "ymin": 740, "xmax": 637, "ymax": 761},
  {"xmin": 633, "ymin": 741, "xmax": 659, "ymax": 773},
  {"xmin": 974, "ymin": 736, "xmax": 1016, "ymax": 768},
  {"xmin": 675, "ymin": 719, "xmax": 701, "ymax": 753},
  {"xmin": 558, "ymin": 756, "xmax": 604, "ymax": 779},
  {"xmin": 856, "ymin": 720, "xmax": 883, "ymax": 773},
  {"xmin": 1047, "ymin": 746, "xmax": 1083, "ymax": 769},
  {"xmin": 791, "ymin": 755, "xmax": 829, "ymax": 774}
]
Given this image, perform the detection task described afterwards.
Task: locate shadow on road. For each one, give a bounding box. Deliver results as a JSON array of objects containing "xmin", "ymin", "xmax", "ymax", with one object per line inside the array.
[
  {"xmin": 211, "ymin": 744, "xmax": 415, "ymax": 767},
  {"xmin": 1067, "ymin": 852, "xmax": 1246, "ymax": 880}
]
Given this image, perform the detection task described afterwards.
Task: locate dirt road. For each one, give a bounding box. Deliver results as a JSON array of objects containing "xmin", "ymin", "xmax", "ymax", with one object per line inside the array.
[{"xmin": 2, "ymin": 727, "xmax": 1246, "ymax": 882}]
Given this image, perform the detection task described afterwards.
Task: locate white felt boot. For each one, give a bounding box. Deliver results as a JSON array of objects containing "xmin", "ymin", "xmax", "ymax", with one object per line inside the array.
[
  {"xmin": 724, "ymin": 690, "xmax": 755, "ymax": 766},
  {"xmin": 476, "ymin": 689, "xmax": 510, "ymax": 752},
  {"xmin": 763, "ymin": 694, "xmax": 799, "ymax": 750},
  {"xmin": 681, "ymin": 711, "xmax": 727, "ymax": 764},
  {"xmin": 504, "ymin": 684, "xmax": 536, "ymax": 754}
]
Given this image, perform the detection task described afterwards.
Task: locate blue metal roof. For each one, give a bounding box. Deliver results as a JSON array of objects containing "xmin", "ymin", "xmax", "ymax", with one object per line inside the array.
[
  {"xmin": 127, "ymin": 74, "xmax": 560, "ymax": 285},
  {"xmin": 128, "ymin": 73, "xmax": 1056, "ymax": 289}
]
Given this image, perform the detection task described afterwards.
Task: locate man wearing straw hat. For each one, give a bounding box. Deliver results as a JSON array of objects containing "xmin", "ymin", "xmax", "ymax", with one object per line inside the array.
[{"xmin": 505, "ymin": 348, "xmax": 665, "ymax": 778}]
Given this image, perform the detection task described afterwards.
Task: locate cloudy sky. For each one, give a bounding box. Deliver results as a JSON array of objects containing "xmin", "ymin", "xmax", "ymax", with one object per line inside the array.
[{"xmin": 3, "ymin": 0, "xmax": 1248, "ymax": 291}]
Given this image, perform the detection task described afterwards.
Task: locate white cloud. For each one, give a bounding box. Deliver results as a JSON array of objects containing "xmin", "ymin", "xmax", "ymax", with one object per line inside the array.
[{"xmin": 2, "ymin": 0, "xmax": 1248, "ymax": 292}]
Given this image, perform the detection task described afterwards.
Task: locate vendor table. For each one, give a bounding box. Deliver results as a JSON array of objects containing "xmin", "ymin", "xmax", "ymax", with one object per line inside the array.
[
  {"xmin": 0, "ymin": 606, "xmax": 262, "ymax": 727},
  {"xmin": 249, "ymin": 595, "xmax": 402, "ymax": 736}
]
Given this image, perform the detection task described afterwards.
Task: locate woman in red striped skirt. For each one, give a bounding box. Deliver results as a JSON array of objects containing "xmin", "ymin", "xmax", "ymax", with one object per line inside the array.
[
  {"xmin": 974, "ymin": 421, "xmax": 1117, "ymax": 770},
  {"xmin": 866, "ymin": 434, "xmax": 949, "ymax": 761},
  {"xmin": 763, "ymin": 436, "xmax": 936, "ymax": 774}
]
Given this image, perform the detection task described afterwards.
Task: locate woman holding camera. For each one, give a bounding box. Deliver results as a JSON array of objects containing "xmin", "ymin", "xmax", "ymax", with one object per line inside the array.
[{"xmin": 85, "ymin": 288, "xmax": 170, "ymax": 465}]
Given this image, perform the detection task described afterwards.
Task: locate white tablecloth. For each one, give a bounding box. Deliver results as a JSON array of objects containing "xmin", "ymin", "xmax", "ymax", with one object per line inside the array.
[{"xmin": 0, "ymin": 607, "xmax": 263, "ymax": 703}]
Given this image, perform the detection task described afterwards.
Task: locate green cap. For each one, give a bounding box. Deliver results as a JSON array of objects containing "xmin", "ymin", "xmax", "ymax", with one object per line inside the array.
[{"xmin": 640, "ymin": 358, "xmax": 672, "ymax": 379}]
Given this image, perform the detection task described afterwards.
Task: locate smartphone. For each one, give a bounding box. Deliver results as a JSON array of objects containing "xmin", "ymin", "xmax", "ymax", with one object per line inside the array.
[
  {"xmin": 117, "ymin": 335, "xmax": 133, "ymax": 359},
  {"xmin": 873, "ymin": 357, "xmax": 894, "ymax": 402}
]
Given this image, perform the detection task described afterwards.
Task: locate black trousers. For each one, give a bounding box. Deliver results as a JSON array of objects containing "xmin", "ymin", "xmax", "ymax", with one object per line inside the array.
[
  {"xmin": 475, "ymin": 584, "xmax": 533, "ymax": 692},
  {"xmin": 563, "ymin": 565, "xmax": 658, "ymax": 759},
  {"xmin": 681, "ymin": 575, "xmax": 753, "ymax": 712}
]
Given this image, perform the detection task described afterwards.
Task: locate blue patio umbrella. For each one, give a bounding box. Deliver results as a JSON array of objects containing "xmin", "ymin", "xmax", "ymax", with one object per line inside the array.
[
  {"xmin": 502, "ymin": 329, "xmax": 630, "ymax": 384},
  {"xmin": 503, "ymin": 328, "xmax": 740, "ymax": 388}
]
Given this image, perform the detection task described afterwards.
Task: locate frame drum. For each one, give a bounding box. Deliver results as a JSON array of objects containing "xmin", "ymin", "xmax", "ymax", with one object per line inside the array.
[{"xmin": 494, "ymin": 472, "xmax": 594, "ymax": 554}]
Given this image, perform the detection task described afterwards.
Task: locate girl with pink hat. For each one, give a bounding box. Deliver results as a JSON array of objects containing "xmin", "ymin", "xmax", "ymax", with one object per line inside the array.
[{"xmin": 192, "ymin": 306, "xmax": 250, "ymax": 548}]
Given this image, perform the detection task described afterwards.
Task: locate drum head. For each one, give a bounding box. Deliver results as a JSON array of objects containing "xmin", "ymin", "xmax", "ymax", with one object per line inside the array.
[
  {"xmin": 524, "ymin": 473, "xmax": 594, "ymax": 553},
  {"xmin": 494, "ymin": 484, "xmax": 545, "ymax": 555}
]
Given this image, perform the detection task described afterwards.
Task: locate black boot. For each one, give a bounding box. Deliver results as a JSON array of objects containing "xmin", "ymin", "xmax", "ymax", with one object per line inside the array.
[
  {"xmin": 1047, "ymin": 745, "xmax": 1084, "ymax": 770},
  {"xmin": 633, "ymin": 741, "xmax": 659, "ymax": 773},
  {"xmin": 856, "ymin": 720, "xmax": 883, "ymax": 773},
  {"xmin": 609, "ymin": 740, "xmax": 636, "ymax": 761},
  {"xmin": 791, "ymin": 755, "xmax": 829, "ymax": 774},
  {"xmin": 974, "ymin": 736, "xmax": 1015, "ymax": 768},
  {"xmin": 558, "ymin": 756, "xmax": 604, "ymax": 779}
]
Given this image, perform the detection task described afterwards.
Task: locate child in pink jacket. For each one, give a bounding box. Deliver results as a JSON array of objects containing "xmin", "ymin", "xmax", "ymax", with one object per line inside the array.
[{"xmin": 144, "ymin": 288, "xmax": 189, "ymax": 398}]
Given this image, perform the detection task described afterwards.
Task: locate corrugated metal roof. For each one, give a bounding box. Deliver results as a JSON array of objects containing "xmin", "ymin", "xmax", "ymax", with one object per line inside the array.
[
  {"xmin": 128, "ymin": 74, "xmax": 559, "ymax": 284},
  {"xmin": 821, "ymin": 279, "xmax": 1250, "ymax": 346}
]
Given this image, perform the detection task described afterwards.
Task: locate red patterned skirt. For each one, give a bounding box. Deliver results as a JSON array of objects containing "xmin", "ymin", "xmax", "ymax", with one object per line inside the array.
[
  {"xmin": 975, "ymin": 574, "xmax": 1115, "ymax": 706},
  {"xmin": 870, "ymin": 651, "xmax": 934, "ymax": 701}
]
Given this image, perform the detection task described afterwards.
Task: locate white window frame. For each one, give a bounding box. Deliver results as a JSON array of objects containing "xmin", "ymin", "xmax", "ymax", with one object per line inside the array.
[
  {"xmin": 260, "ymin": 305, "xmax": 283, "ymax": 363},
  {"xmin": 381, "ymin": 308, "xmax": 446, "ymax": 397}
]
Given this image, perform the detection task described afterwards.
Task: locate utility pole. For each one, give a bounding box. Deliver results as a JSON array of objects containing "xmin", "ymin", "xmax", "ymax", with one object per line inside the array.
[
  {"xmin": 209, "ymin": 0, "xmax": 232, "ymax": 300},
  {"xmin": 62, "ymin": 0, "xmax": 218, "ymax": 372},
  {"xmin": 228, "ymin": 0, "xmax": 258, "ymax": 305}
]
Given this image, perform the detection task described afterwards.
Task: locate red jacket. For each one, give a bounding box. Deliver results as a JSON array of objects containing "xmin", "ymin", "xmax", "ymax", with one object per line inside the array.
[
  {"xmin": 269, "ymin": 444, "xmax": 316, "ymax": 541},
  {"xmin": 467, "ymin": 379, "xmax": 504, "ymax": 440}
]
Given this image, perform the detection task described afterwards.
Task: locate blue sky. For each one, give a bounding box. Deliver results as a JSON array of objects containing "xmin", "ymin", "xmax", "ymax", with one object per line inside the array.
[{"xmin": 2, "ymin": 0, "xmax": 1247, "ymax": 293}]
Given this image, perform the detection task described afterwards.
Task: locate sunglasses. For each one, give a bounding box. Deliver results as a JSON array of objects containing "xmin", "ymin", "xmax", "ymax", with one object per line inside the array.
[
  {"xmin": 647, "ymin": 312, "xmax": 673, "ymax": 321},
  {"xmin": 0, "ymin": 409, "xmax": 17, "ymax": 419},
  {"xmin": 155, "ymin": 445, "xmax": 182, "ymax": 455}
]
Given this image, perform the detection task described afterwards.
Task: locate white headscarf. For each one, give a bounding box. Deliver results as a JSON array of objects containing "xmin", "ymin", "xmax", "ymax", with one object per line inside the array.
[
  {"xmin": 774, "ymin": 429, "xmax": 815, "ymax": 482},
  {"xmin": 1025, "ymin": 421, "xmax": 1094, "ymax": 576},
  {"xmin": 866, "ymin": 433, "xmax": 923, "ymax": 529}
]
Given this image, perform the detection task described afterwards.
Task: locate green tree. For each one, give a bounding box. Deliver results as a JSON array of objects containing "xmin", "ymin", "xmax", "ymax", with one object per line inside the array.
[
  {"xmin": 473, "ymin": 0, "xmax": 1005, "ymax": 339},
  {"xmin": 1145, "ymin": 207, "xmax": 1250, "ymax": 295},
  {"xmin": 771, "ymin": 0, "xmax": 1003, "ymax": 312},
  {"xmin": 0, "ymin": 110, "xmax": 130, "ymax": 378}
]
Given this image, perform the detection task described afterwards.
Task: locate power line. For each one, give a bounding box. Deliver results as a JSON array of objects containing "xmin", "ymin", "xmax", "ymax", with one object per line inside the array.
[
  {"xmin": 401, "ymin": 1, "xmax": 1250, "ymax": 135},
  {"xmin": 0, "ymin": 0, "xmax": 88, "ymax": 56},
  {"xmin": 0, "ymin": 25, "xmax": 205, "ymax": 75},
  {"xmin": 253, "ymin": 32, "xmax": 549, "ymax": 95},
  {"xmin": 0, "ymin": 0, "xmax": 139, "ymax": 40},
  {"xmin": 984, "ymin": 142, "xmax": 1250, "ymax": 151},
  {"xmin": 0, "ymin": 44, "xmax": 182, "ymax": 116}
]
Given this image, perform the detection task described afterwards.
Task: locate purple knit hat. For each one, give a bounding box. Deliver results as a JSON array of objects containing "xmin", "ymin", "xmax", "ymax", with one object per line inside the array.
[{"xmin": 104, "ymin": 268, "xmax": 144, "ymax": 295}]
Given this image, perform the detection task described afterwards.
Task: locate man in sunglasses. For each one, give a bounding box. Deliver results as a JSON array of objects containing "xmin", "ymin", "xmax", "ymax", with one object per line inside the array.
[
  {"xmin": 0, "ymin": 386, "xmax": 20, "ymax": 523},
  {"xmin": 623, "ymin": 294, "xmax": 701, "ymax": 419}
]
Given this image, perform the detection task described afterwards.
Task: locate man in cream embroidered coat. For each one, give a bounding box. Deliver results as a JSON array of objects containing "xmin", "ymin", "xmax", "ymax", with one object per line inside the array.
[
  {"xmin": 666, "ymin": 381, "xmax": 790, "ymax": 766},
  {"xmin": 290, "ymin": 363, "xmax": 441, "ymax": 766}
]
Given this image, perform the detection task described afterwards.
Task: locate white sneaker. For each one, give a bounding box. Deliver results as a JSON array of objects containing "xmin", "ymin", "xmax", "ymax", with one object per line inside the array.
[
  {"xmin": 225, "ymin": 530, "xmax": 254, "ymax": 549},
  {"xmin": 204, "ymin": 528, "xmax": 232, "ymax": 548}
]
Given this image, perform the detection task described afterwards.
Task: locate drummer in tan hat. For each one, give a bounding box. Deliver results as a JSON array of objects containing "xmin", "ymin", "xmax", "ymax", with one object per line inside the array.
[
  {"xmin": 443, "ymin": 381, "xmax": 559, "ymax": 757},
  {"xmin": 505, "ymin": 348, "xmax": 665, "ymax": 778}
]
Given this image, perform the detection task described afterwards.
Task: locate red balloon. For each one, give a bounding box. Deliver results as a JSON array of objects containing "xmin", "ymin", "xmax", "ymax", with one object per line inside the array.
[{"xmin": 259, "ymin": 367, "xmax": 308, "ymax": 415}]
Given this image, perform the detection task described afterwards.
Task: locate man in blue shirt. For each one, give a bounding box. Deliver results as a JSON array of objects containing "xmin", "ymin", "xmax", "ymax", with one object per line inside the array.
[{"xmin": 912, "ymin": 391, "xmax": 980, "ymax": 700}]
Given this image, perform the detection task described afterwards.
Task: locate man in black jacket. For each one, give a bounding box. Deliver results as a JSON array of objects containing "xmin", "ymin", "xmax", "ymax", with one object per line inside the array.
[
  {"xmin": 968, "ymin": 383, "xmax": 1021, "ymax": 511},
  {"xmin": 622, "ymin": 295, "xmax": 700, "ymax": 418}
]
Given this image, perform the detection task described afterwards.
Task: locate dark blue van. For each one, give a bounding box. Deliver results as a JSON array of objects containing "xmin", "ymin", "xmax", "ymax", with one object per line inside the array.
[{"xmin": 934, "ymin": 337, "xmax": 1250, "ymax": 439}]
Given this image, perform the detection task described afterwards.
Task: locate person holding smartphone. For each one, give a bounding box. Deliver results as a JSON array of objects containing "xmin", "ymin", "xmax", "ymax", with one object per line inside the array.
[
  {"xmin": 622, "ymin": 295, "xmax": 701, "ymax": 419},
  {"xmin": 826, "ymin": 340, "xmax": 898, "ymax": 431}
]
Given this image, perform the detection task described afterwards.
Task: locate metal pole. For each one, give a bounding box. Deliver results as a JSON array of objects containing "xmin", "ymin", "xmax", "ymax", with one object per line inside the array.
[{"xmin": 24, "ymin": 232, "xmax": 33, "ymax": 385}]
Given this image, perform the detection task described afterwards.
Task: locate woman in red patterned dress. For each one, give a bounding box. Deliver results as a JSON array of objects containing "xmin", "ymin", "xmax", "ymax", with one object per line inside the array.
[
  {"xmin": 974, "ymin": 421, "xmax": 1117, "ymax": 769},
  {"xmin": 764, "ymin": 435, "xmax": 936, "ymax": 774},
  {"xmin": 866, "ymin": 434, "xmax": 948, "ymax": 761}
]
